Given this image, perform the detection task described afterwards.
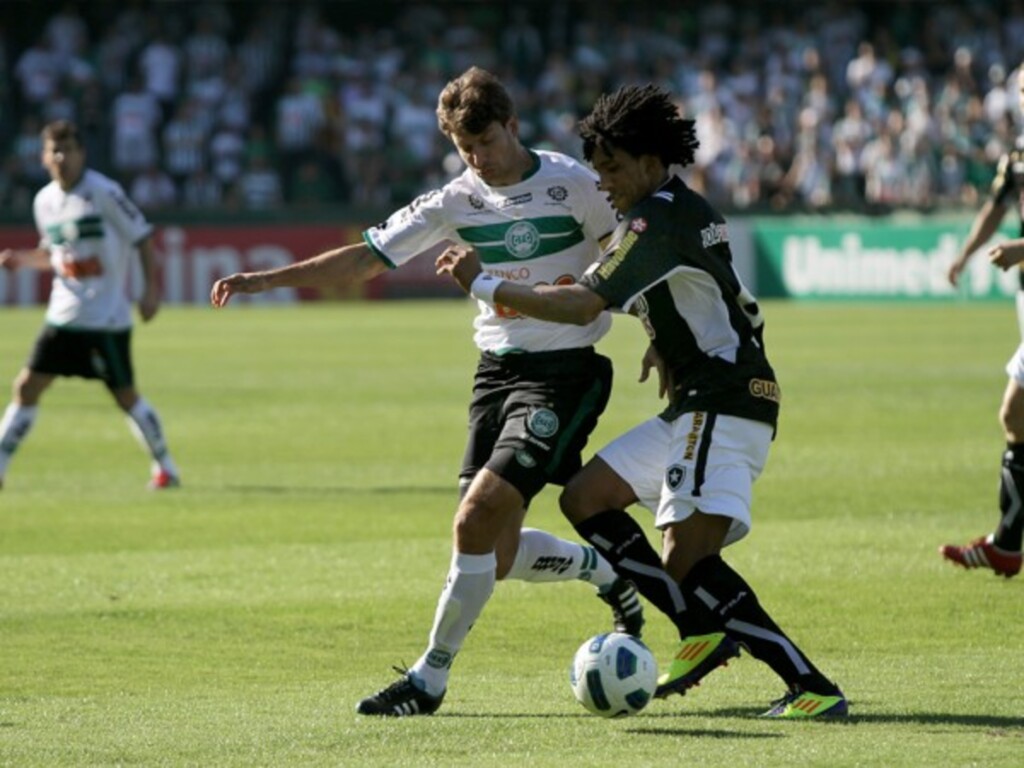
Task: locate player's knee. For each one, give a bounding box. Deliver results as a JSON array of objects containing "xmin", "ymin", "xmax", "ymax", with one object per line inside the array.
[
  {"xmin": 1000, "ymin": 404, "xmax": 1024, "ymax": 442},
  {"xmin": 662, "ymin": 516, "xmax": 727, "ymax": 581},
  {"xmin": 11, "ymin": 378, "xmax": 28, "ymax": 402},
  {"xmin": 662, "ymin": 530, "xmax": 700, "ymax": 582},
  {"xmin": 1000, "ymin": 384, "xmax": 1024, "ymax": 441},
  {"xmin": 559, "ymin": 477, "xmax": 593, "ymax": 524},
  {"xmin": 13, "ymin": 371, "xmax": 47, "ymax": 405},
  {"xmin": 452, "ymin": 497, "xmax": 503, "ymax": 553},
  {"xmin": 111, "ymin": 388, "xmax": 139, "ymax": 413}
]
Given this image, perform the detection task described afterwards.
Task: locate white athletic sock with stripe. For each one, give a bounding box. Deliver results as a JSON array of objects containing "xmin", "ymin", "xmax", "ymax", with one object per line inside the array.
[
  {"xmin": 126, "ymin": 398, "xmax": 179, "ymax": 476},
  {"xmin": 410, "ymin": 551, "xmax": 497, "ymax": 696},
  {"xmin": 504, "ymin": 527, "xmax": 619, "ymax": 589},
  {"xmin": 0, "ymin": 403, "xmax": 38, "ymax": 479}
]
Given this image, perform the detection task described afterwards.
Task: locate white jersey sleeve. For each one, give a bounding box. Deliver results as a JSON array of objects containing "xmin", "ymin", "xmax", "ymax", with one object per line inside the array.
[
  {"xmin": 363, "ymin": 187, "xmax": 456, "ymax": 268},
  {"xmin": 93, "ymin": 177, "xmax": 155, "ymax": 246}
]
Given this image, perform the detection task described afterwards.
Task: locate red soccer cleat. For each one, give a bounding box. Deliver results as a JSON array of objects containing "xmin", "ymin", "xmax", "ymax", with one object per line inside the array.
[
  {"xmin": 147, "ymin": 470, "xmax": 181, "ymax": 490},
  {"xmin": 940, "ymin": 536, "xmax": 1021, "ymax": 578}
]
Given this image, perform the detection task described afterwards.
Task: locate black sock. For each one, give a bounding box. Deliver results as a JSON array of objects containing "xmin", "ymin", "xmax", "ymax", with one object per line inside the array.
[
  {"xmin": 680, "ymin": 554, "xmax": 838, "ymax": 695},
  {"xmin": 573, "ymin": 510, "xmax": 718, "ymax": 636},
  {"xmin": 995, "ymin": 444, "xmax": 1024, "ymax": 551}
]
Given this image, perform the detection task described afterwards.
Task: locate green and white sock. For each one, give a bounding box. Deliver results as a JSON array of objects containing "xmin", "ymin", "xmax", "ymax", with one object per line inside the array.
[
  {"xmin": 126, "ymin": 398, "xmax": 178, "ymax": 476},
  {"xmin": 0, "ymin": 403, "xmax": 38, "ymax": 479},
  {"xmin": 504, "ymin": 528, "xmax": 618, "ymax": 589},
  {"xmin": 410, "ymin": 551, "xmax": 497, "ymax": 696}
]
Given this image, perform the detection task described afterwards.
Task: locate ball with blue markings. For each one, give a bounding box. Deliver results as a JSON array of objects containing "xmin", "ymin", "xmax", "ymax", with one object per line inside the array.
[{"xmin": 569, "ymin": 632, "xmax": 657, "ymax": 718}]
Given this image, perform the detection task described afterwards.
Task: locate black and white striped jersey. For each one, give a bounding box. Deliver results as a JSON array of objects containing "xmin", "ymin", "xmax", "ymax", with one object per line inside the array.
[{"xmin": 581, "ymin": 175, "xmax": 779, "ymax": 428}]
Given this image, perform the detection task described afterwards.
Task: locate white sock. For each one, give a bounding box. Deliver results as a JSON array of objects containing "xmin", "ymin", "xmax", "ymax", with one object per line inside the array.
[
  {"xmin": 126, "ymin": 398, "xmax": 178, "ymax": 476},
  {"xmin": 0, "ymin": 403, "xmax": 39, "ymax": 478},
  {"xmin": 504, "ymin": 527, "xmax": 619, "ymax": 590},
  {"xmin": 410, "ymin": 551, "xmax": 497, "ymax": 696}
]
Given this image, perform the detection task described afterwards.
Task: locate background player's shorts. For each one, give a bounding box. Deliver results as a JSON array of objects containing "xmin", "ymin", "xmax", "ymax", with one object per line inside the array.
[
  {"xmin": 460, "ymin": 347, "xmax": 612, "ymax": 504},
  {"xmin": 27, "ymin": 325, "xmax": 135, "ymax": 390},
  {"xmin": 598, "ymin": 411, "xmax": 774, "ymax": 546}
]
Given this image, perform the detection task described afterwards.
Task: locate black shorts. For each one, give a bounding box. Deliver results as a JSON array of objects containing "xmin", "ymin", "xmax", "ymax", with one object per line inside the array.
[
  {"xmin": 27, "ymin": 325, "xmax": 135, "ymax": 390},
  {"xmin": 460, "ymin": 346, "xmax": 613, "ymax": 504}
]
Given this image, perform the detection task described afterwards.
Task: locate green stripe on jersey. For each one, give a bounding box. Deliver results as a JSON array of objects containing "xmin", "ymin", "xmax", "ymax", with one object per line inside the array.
[
  {"xmin": 45, "ymin": 215, "xmax": 104, "ymax": 245},
  {"xmin": 456, "ymin": 216, "xmax": 585, "ymax": 264}
]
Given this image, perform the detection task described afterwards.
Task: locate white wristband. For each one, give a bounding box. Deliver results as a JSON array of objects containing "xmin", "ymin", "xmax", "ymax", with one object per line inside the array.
[{"xmin": 469, "ymin": 273, "xmax": 504, "ymax": 306}]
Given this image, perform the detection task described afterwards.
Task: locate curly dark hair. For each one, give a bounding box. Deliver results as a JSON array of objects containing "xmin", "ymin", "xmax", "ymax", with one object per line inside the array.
[{"xmin": 579, "ymin": 84, "xmax": 699, "ymax": 167}]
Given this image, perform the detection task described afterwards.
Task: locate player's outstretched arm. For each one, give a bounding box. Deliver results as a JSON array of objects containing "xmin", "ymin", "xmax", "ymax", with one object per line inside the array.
[
  {"xmin": 0, "ymin": 247, "xmax": 50, "ymax": 271},
  {"xmin": 989, "ymin": 239, "xmax": 1024, "ymax": 272},
  {"xmin": 949, "ymin": 199, "xmax": 1008, "ymax": 286},
  {"xmin": 137, "ymin": 237, "xmax": 161, "ymax": 322},
  {"xmin": 211, "ymin": 242, "xmax": 388, "ymax": 307}
]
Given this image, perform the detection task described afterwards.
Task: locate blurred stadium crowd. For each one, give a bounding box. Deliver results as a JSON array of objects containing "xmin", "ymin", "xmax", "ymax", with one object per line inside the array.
[{"xmin": 2, "ymin": 0, "xmax": 1023, "ymax": 216}]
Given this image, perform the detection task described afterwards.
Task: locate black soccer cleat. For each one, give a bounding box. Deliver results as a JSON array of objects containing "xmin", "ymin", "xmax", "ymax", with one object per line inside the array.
[
  {"xmin": 598, "ymin": 577, "xmax": 645, "ymax": 638},
  {"xmin": 356, "ymin": 669, "xmax": 445, "ymax": 717}
]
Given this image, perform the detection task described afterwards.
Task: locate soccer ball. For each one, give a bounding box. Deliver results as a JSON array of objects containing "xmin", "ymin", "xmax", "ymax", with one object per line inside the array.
[{"xmin": 569, "ymin": 632, "xmax": 657, "ymax": 718}]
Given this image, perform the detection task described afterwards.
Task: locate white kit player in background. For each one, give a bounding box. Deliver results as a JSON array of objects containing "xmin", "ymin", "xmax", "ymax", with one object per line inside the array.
[
  {"xmin": 0, "ymin": 119, "xmax": 181, "ymax": 491},
  {"xmin": 212, "ymin": 67, "xmax": 644, "ymax": 717}
]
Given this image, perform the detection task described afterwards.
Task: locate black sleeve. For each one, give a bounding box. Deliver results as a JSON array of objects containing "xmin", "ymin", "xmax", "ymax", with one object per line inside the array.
[{"xmin": 992, "ymin": 153, "xmax": 1018, "ymax": 206}]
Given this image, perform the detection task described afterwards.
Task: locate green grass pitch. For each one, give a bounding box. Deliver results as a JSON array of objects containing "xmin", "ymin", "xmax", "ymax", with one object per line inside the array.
[{"xmin": 1, "ymin": 299, "xmax": 1022, "ymax": 767}]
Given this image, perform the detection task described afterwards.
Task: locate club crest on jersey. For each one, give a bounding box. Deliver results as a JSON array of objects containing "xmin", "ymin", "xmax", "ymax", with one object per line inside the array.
[
  {"xmin": 468, "ymin": 193, "xmax": 485, "ymax": 210},
  {"xmin": 527, "ymin": 407, "xmax": 559, "ymax": 438},
  {"xmin": 505, "ymin": 221, "xmax": 540, "ymax": 259},
  {"xmin": 60, "ymin": 221, "xmax": 80, "ymax": 242},
  {"xmin": 547, "ymin": 186, "xmax": 568, "ymax": 201},
  {"xmin": 629, "ymin": 217, "xmax": 647, "ymax": 233},
  {"xmin": 666, "ymin": 464, "xmax": 686, "ymax": 490}
]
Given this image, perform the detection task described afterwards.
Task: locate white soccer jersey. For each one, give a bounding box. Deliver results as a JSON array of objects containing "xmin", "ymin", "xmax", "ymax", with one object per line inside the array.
[
  {"xmin": 364, "ymin": 150, "xmax": 618, "ymax": 353},
  {"xmin": 33, "ymin": 169, "xmax": 154, "ymax": 329}
]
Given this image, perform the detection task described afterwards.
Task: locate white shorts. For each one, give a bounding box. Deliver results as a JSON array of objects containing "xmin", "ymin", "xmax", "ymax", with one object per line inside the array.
[
  {"xmin": 1006, "ymin": 344, "xmax": 1024, "ymax": 385},
  {"xmin": 597, "ymin": 412, "xmax": 774, "ymax": 547}
]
